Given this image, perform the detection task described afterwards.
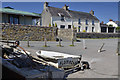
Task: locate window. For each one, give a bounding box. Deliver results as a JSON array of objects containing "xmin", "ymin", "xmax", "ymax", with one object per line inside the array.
[
  {"xmin": 92, "ymin": 20, "xmax": 94, "ymax": 25},
  {"xmin": 78, "ymin": 19, "xmax": 81, "ymax": 24},
  {"xmin": 60, "ymin": 25, "xmax": 65, "ymax": 29},
  {"xmin": 9, "ymin": 15, "xmax": 19, "ymax": 24},
  {"xmin": 85, "ymin": 26, "xmax": 88, "ymax": 31},
  {"xmin": 68, "ymin": 25, "xmax": 71, "ymax": 29},
  {"xmin": 78, "ymin": 26, "xmax": 81, "ymax": 32},
  {"xmin": 9, "ymin": 15, "xmax": 14, "ymax": 24},
  {"xmin": 14, "ymin": 17, "xmax": 19, "ymax": 24},
  {"xmin": 32, "ymin": 19, "xmax": 37, "ymax": 26},
  {"xmin": 92, "ymin": 27, "xmax": 94, "ymax": 32},
  {"xmin": 86, "ymin": 19, "xmax": 88, "ymax": 25},
  {"xmin": 61, "ymin": 15, "xmax": 64, "ymax": 21}
]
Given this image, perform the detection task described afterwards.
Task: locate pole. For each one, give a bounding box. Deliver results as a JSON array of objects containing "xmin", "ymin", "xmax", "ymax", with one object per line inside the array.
[
  {"xmin": 27, "ymin": 36, "xmax": 30, "ymax": 47},
  {"xmin": 98, "ymin": 43, "xmax": 105, "ymax": 52},
  {"xmin": 59, "ymin": 37, "xmax": 61, "ymax": 46}
]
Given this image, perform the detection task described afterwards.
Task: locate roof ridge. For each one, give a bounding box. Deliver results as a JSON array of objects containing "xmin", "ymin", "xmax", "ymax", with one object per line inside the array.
[{"xmin": 49, "ymin": 6, "xmax": 90, "ymax": 15}]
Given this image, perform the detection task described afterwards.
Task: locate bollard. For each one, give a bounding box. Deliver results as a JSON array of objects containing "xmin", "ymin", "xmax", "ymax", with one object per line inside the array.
[
  {"xmin": 72, "ymin": 38, "xmax": 74, "ymax": 46},
  {"xmin": 27, "ymin": 36, "xmax": 30, "ymax": 47},
  {"xmin": 98, "ymin": 43, "xmax": 105, "ymax": 52},
  {"xmin": 83, "ymin": 39, "xmax": 87, "ymax": 49},
  {"xmin": 116, "ymin": 42, "xmax": 120, "ymax": 55},
  {"xmin": 44, "ymin": 37, "xmax": 47, "ymax": 47},
  {"xmin": 59, "ymin": 37, "xmax": 61, "ymax": 46}
]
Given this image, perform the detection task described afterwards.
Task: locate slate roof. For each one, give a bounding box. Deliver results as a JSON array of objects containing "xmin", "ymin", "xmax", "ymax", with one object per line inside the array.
[
  {"xmin": 0, "ymin": 8, "xmax": 40, "ymax": 17},
  {"xmin": 47, "ymin": 6, "xmax": 99, "ymax": 21},
  {"xmin": 100, "ymin": 24, "xmax": 109, "ymax": 27}
]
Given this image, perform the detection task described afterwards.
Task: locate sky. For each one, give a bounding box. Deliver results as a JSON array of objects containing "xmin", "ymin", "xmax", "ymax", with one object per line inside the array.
[{"xmin": 2, "ymin": 2, "xmax": 119, "ymax": 23}]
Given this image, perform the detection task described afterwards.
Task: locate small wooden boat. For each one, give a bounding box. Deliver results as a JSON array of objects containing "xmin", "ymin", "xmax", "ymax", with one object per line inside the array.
[{"xmin": 36, "ymin": 50, "xmax": 82, "ymax": 69}]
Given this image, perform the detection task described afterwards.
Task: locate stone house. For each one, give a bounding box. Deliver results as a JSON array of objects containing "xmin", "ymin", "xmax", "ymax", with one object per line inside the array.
[
  {"xmin": 41, "ymin": 2, "xmax": 101, "ymax": 33},
  {"xmin": 0, "ymin": 7, "xmax": 41, "ymax": 26}
]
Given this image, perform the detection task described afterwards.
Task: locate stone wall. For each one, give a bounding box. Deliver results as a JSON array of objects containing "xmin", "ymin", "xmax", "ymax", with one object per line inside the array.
[
  {"xmin": 77, "ymin": 32, "xmax": 120, "ymax": 38},
  {"xmin": 58, "ymin": 29, "xmax": 77, "ymax": 40},
  {"xmin": 1, "ymin": 24, "xmax": 57, "ymax": 41}
]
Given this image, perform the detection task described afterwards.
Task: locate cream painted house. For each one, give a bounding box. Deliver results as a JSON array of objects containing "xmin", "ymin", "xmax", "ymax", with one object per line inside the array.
[{"xmin": 42, "ymin": 2, "xmax": 101, "ymax": 33}]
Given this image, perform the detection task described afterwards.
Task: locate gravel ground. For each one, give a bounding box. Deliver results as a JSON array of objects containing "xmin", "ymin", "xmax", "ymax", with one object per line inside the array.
[{"xmin": 18, "ymin": 39, "xmax": 118, "ymax": 78}]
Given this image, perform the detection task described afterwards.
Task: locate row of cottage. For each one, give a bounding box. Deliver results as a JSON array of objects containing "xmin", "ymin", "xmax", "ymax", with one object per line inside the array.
[{"xmin": 0, "ymin": 2, "xmax": 119, "ymax": 33}]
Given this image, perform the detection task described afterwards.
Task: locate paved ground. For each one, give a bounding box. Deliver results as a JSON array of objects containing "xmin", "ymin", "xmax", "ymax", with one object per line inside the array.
[{"xmin": 18, "ymin": 39, "xmax": 118, "ymax": 78}]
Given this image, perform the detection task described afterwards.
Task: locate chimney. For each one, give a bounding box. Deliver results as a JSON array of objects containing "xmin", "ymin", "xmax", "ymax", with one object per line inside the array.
[
  {"xmin": 63, "ymin": 4, "xmax": 69, "ymax": 10},
  {"xmin": 90, "ymin": 10, "xmax": 94, "ymax": 16},
  {"xmin": 101, "ymin": 21, "xmax": 104, "ymax": 24},
  {"xmin": 109, "ymin": 19, "xmax": 113, "ymax": 21},
  {"xmin": 44, "ymin": 2, "xmax": 48, "ymax": 9}
]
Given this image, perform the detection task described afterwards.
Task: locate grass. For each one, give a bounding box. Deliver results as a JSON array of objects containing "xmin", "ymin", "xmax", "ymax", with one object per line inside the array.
[
  {"xmin": 69, "ymin": 45, "xmax": 75, "ymax": 47},
  {"xmin": 57, "ymin": 45, "xmax": 64, "ymax": 47},
  {"xmin": 42, "ymin": 45, "xmax": 49, "ymax": 47}
]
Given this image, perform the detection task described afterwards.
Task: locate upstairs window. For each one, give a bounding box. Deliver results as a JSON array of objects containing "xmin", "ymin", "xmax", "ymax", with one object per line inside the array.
[
  {"xmin": 78, "ymin": 18, "xmax": 81, "ymax": 24},
  {"xmin": 92, "ymin": 20, "xmax": 94, "ymax": 25},
  {"xmin": 61, "ymin": 15, "xmax": 64, "ymax": 21},
  {"xmin": 58, "ymin": 13, "xmax": 65, "ymax": 21},
  {"xmin": 86, "ymin": 19, "xmax": 88, "ymax": 25}
]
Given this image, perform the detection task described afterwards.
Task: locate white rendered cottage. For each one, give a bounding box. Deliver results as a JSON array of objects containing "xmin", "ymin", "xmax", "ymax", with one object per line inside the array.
[{"xmin": 42, "ymin": 2, "xmax": 101, "ymax": 33}]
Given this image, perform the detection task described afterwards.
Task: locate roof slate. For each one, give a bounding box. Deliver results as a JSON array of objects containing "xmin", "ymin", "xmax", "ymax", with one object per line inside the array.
[
  {"xmin": 0, "ymin": 8, "xmax": 40, "ymax": 17},
  {"xmin": 47, "ymin": 6, "xmax": 99, "ymax": 21}
]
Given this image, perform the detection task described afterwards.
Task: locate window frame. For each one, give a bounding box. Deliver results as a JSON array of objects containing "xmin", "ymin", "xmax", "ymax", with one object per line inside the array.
[
  {"xmin": 86, "ymin": 19, "xmax": 88, "ymax": 25},
  {"xmin": 78, "ymin": 18, "xmax": 81, "ymax": 24},
  {"xmin": 60, "ymin": 25, "xmax": 65, "ymax": 29}
]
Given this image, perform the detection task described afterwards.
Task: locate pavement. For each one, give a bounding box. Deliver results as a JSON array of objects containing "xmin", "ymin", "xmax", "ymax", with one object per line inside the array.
[{"xmin": 17, "ymin": 39, "xmax": 118, "ymax": 78}]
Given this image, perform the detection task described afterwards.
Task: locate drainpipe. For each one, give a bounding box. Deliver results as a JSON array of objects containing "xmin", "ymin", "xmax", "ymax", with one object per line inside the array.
[{"xmin": 51, "ymin": 17, "xmax": 53, "ymax": 27}]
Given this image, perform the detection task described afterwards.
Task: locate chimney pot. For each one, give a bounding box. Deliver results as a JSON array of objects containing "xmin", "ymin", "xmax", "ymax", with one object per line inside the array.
[
  {"xmin": 101, "ymin": 21, "xmax": 104, "ymax": 24},
  {"xmin": 44, "ymin": 2, "xmax": 48, "ymax": 9},
  {"xmin": 63, "ymin": 4, "xmax": 69, "ymax": 10},
  {"xmin": 90, "ymin": 10, "xmax": 94, "ymax": 16},
  {"xmin": 109, "ymin": 19, "xmax": 113, "ymax": 21}
]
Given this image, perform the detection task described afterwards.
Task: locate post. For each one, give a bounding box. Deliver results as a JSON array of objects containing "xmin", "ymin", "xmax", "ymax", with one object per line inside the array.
[
  {"xmin": 59, "ymin": 37, "xmax": 61, "ymax": 46},
  {"xmin": 44, "ymin": 37, "xmax": 47, "ymax": 47},
  {"xmin": 44, "ymin": 28, "xmax": 47, "ymax": 47},
  {"xmin": 98, "ymin": 43, "xmax": 105, "ymax": 52},
  {"xmin": 72, "ymin": 38, "xmax": 74, "ymax": 46},
  {"xmin": 27, "ymin": 36, "xmax": 30, "ymax": 47},
  {"xmin": 83, "ymin": 39, "xmax": 87, "ymax": 49},
  {"xmin": 117, "ymin": 42, "xmax": 120, "ymax": 55}
]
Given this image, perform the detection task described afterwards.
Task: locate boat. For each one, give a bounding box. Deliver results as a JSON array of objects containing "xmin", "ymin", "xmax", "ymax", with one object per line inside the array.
[
  {"xmin": 0, "ymin": 41, "xmax": 65, "ymax": 79},
  {"xmin": 36, "ymin": 50, "xmax": 82, "ymax": 69}
]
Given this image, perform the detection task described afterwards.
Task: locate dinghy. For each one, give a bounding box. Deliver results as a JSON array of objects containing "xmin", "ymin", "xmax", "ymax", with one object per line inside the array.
[{"xmin": 36, "ymin": 50, "xmax": 82, "ymax": 69}]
